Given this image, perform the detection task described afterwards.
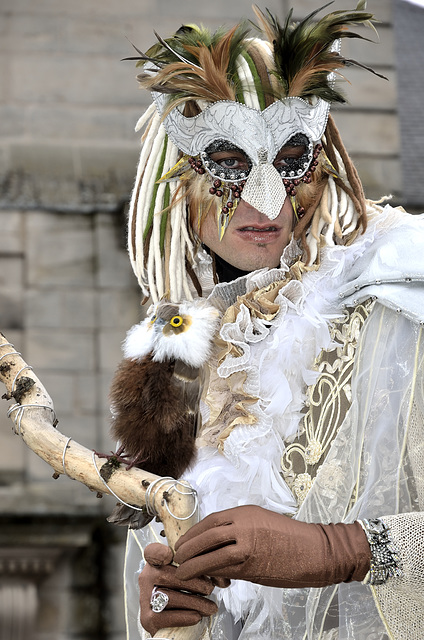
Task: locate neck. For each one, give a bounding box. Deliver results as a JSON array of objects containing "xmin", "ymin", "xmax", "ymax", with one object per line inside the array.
[{"xmin": 213, "ymin": 252, "xmax": 251, "ymax": 283}]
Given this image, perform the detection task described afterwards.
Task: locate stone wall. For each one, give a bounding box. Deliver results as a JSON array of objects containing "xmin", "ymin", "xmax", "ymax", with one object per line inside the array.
[
  {"xmin": 0, "ymin": 207, "xmax": 138, "ymax": 640},
  {"xmin": 393, "ymin": 0, "xmax": 424, "ymax": 209},
  {"xmin": 1, "ymin": 0, "xmax": 400, "ymax": 212},
  {"xmin": 0, "ymin": 1, "xmax": 405, "ymax": 638}
]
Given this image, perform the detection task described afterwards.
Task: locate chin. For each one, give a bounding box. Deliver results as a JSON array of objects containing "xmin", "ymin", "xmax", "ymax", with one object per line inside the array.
[{"xmin": 231, "ymin": 254, "xmax": 281, "ymax": 271}]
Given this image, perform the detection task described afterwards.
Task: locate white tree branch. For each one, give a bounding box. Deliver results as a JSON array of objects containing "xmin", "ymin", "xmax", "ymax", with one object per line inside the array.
[{"xmin": 0, "ymin": 332, "xmax": 206, "ymax": 640}]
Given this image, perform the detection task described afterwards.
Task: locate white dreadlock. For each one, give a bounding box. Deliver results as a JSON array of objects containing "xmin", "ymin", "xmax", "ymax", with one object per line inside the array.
[
  {"xmin": 305, "ymin": 143, "xmax": 360, "ymax": 264},
  {"xmin": 128, "ymin": 106, "xmax": 194, "ymax": 304}
]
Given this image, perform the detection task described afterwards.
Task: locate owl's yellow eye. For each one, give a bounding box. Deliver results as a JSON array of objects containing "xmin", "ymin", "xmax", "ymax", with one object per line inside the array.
[
  {"xmin": 170, "ymin": 315, "xmax": 183, "ymax": 327},
  {"xmin": 150, "ymin": 314, "xmax": 157, "ymax": 324}
]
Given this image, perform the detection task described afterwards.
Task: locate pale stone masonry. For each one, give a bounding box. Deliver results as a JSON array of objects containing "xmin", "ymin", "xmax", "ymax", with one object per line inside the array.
[
  {"xmin": 0, "ymin": 207, "xmax": 138, "ymax": 640},
  {"xmin": 0, "ymin": 1, "xmax": 413, "ymax": 638},
  {"xmin": 393, "ymin": 0, "xmax": 424, "ymax": 209},
  {"xmin": 0, "ymin": 0, "xmax": 400, "ymax": 212}
]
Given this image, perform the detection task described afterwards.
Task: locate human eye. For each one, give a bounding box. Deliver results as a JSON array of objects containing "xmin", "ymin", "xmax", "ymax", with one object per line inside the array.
[
  {"xmin": 209, "ymin": 151, "xmax": 249, "ymax": 170},
  {"xmin": 274, "ymin": 145, "xmax": 306, "ymax": 169},
  {"xmin": 202, "ymin": 141, "xmax": 252, "ymax": 181}
]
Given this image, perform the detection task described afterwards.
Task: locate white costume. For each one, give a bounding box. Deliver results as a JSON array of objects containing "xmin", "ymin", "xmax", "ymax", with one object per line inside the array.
[
  {"xmin": 118, "ymin": 5, "xmax": 424, "ymax": 638},
  {"xmin": 124, "ymin": 203, "xmax": 424, "ymax": 639}
]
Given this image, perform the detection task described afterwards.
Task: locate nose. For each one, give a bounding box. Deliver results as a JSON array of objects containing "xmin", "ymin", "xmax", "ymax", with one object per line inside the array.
[
  {"xmin": 239, "ymin": 199, "xmax": 265, "ymax": 214},
  {"xmin": 240, "ymin": 162, "xmax": 287, "ymax": 220},
  {"xmin": 238, "ymin": 199, "xmax": 277, "ymax": 220}
]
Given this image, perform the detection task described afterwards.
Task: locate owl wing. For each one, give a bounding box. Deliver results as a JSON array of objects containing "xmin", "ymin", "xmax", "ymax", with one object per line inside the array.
[
  {"xmin": 109, "ymin": 355, "xmax": 204, "ymax": 477},
  {"xmin": 107, "ymin": 503, "xmax": 153, "ymax": 530},
  {"xmin": 172, "ymin": 359, "xmax": 206, "ymax": 441}
]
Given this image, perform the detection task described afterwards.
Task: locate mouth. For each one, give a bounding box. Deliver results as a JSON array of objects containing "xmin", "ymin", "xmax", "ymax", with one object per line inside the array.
[
  {"xmin": 238, "ymin": 225, "xmax": 279, "ymax": 232},
  {"xmin": 235, "ymin": 225, "xmax": 281, "ymax": 244}
]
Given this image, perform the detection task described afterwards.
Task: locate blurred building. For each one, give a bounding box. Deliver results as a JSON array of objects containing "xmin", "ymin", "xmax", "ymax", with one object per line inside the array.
[{"xmin": 0, "ymin": 0, "xmax": 422, "ymax": 638}]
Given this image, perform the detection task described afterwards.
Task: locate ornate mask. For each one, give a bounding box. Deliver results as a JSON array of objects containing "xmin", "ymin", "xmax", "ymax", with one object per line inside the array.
[{"xmin": 154, "ymin": 93, "xmax": 329, "ymax": 221}]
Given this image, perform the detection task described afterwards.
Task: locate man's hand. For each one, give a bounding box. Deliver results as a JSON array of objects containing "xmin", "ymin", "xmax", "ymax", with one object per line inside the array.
[
  {"xmin": 174, "ymin": 506, "xmax": 371, "ymax": 588},
  {"xmin": 139, "ymin": 543, "xmax": 218, "ymax": 636}
]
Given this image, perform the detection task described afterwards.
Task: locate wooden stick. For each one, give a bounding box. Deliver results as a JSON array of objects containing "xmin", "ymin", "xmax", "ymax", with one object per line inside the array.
[{"xmin": 0, "ymin": 332, "xmax": 206, "ymax": 640}]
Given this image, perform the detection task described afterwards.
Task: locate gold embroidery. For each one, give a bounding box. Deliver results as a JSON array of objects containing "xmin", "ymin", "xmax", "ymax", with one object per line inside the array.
[
  {"xmin": 281, "ymin": 299, "xmax": 375, "ymax": 505},
  {"xmin": 293, "ymin": 473, "xmax": 314, "ymax": 504}
]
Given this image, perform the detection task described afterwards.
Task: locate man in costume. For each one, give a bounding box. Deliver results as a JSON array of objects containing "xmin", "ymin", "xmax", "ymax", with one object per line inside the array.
[{"xmin": 118, "ymin": 4, "xmax": 424, "ymax": 639}]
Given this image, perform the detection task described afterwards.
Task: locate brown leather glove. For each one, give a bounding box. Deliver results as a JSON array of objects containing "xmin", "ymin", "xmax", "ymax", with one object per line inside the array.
[
  {"xmin": 139, "ymin": 542, "xmax": 218, "ymax": 636},
  {"xmin": 174, "ymin": 506, "xmax": 371, "ymax": 588}
]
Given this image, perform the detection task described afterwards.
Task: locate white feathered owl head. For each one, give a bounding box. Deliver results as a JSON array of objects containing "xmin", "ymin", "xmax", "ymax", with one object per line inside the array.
[{"xmin": 123, "ymin": 299, "xmax": 220, "ymax": 368}]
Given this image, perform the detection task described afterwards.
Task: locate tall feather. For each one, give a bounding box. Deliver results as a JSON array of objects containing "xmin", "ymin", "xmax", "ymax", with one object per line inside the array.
[
  {"xmin": 252, "ymin": 2, "xmax": 386, "ymax": 103},
  {"xmin": 129, "ymin": 23, "xmax": 251, "ymax": 114}
]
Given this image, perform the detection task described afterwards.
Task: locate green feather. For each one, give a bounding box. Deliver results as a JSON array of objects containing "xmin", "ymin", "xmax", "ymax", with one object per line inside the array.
[
  {"xmin": 131, "ymin": 21, "xmax": 251, "ymax": 107},
  {"xmin": 242, "ymin": 51, "xmax": 267, "ymax": 110},
  {"xmin": 142, "ymin": 22, "xmax": 250, "ymax": 73},
  {"xmin": 253, "ymin": 2, "xmax": 384, "ymax": 102},
  {"xmin": 159, "ymin": 183, "xmax": 170, "ymax": 255},
  {"xmin": 126, "ymin": 2, "xmax": 385, "ymax": 108}
]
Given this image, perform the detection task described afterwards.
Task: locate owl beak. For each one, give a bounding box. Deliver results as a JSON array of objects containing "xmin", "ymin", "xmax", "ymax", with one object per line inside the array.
[{"xmin": 154, "ymin": 318, "xmax": 166, "ymax": 328}]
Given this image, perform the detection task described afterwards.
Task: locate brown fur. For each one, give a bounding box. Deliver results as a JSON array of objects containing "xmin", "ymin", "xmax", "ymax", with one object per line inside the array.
[{"xmin": 109, "ymin": 354, "xmax": 202, "ymax": 479}]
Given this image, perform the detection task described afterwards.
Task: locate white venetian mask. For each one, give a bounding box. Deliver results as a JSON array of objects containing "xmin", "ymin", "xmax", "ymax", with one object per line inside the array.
[{"xmin": 153, "ymin": 92, "xmax": 330, "ymax": 220}]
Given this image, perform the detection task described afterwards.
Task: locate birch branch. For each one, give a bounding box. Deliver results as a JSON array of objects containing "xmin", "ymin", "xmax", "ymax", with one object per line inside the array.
[{"xmin": 0, "ymin": 332, "xmax": 207, "ymax": 640}]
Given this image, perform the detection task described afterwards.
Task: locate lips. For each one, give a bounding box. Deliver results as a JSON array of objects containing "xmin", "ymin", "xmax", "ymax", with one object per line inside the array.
[
  {"xmin": 235, "ymin": 225, "xmax": 281, "ymax": 243},
  {"xmin": 239, "ymin": 226, "xmax": 279, "ymax": 232}
]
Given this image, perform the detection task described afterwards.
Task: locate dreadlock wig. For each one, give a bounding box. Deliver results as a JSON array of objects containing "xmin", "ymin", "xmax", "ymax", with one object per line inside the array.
[{"xmin": 127, "ymin": 2, "xmax": 385, "ymax": 302}]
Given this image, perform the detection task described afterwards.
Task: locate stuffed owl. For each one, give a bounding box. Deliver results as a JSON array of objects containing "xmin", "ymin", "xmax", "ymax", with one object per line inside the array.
[{"xmin": 106, "ymin": 299, "xmax": 220, "ymax": 528}]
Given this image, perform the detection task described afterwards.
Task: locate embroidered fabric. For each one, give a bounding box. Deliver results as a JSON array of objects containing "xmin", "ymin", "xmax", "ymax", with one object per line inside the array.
[
  {"xmin": 229, "ymin": 304, "xmax": 424, "ymax": 639},
  {"xmin": 281, "ymin": 300, "xmax": 375, "ymax": 505},
  {"xmin": 124, "ymin": 204, "xmax": 424, "ymax": 640}
]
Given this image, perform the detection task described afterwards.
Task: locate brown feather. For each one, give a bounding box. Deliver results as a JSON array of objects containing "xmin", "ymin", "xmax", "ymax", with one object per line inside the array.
[
  {"xmin": 287, "ymin": 53, "xmax": 344, "ymax": 98},
  {"xmin": 251, "ymin": 3, "xmax": 385, "ymax": 103},
  {"xmin": 137, "ymin": 26, "xmax": 241, "ymax": 114},
  {"xmin": 109, "ymin": 354, "xmax": 201, "ymax": 479},
  {"xmin": 251, "ymin": 5, "xmax": 276, "ymax": 46}
]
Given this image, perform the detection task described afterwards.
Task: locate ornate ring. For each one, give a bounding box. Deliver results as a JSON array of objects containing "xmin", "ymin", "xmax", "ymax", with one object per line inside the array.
[{"xmin": 150, "ymin": 586, "xmax": 169, "ymax": 613}]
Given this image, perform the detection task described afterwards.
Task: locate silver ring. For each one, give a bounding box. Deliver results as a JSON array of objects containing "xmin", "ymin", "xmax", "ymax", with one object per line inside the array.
[{"xmin": 150, "ymin": 586, "xmax": 169, "ymax": 613}]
